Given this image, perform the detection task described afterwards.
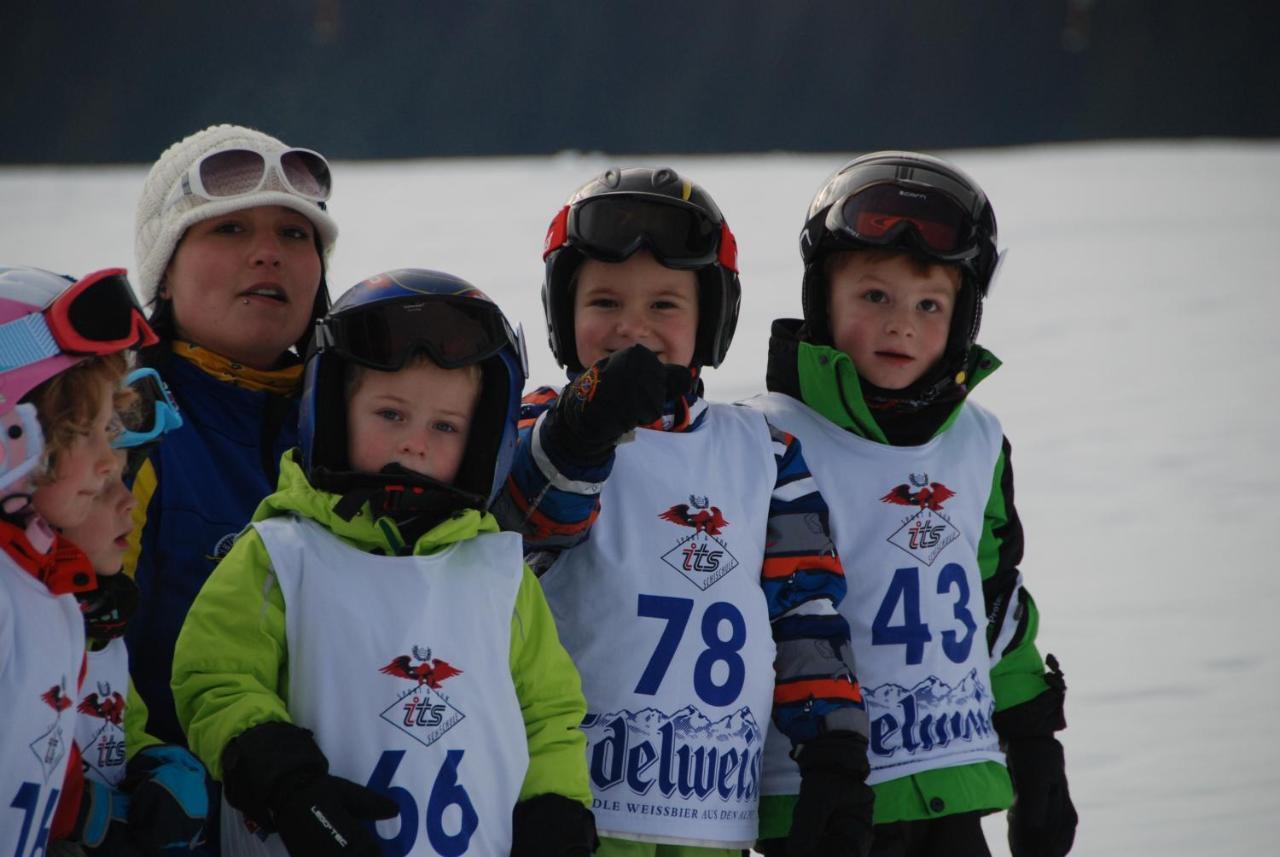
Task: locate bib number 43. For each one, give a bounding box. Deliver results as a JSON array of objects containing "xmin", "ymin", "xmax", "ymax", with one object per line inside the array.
[{"xmin": 871, "ymin": 564, "xmax": 977, "ymax": 665}]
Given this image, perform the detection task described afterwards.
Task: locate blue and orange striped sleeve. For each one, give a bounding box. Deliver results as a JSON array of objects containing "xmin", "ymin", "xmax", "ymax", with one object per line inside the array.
[
  {"xmin": 492, "ymin": 385, "xmax": 615, "ymax": 554},
  {"xmin": 761, "ymin": 422, "xmax": 869, "ymax": 745}
]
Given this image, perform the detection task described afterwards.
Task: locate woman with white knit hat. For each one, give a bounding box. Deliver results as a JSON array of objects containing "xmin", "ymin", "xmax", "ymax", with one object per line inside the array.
[{"xmin": 124, "ymin": 124, "xmax": 338, "ymax": 749}]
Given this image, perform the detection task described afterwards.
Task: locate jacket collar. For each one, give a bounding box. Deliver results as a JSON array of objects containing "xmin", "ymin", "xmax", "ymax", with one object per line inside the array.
[
  {"xmin": 172, "ymin": 341, "xmax": 303, "ymax": 396},
  {"xmin": 1, "ymin": 518, "xmax": 97, "ymax": 596},
  {"xmin": 765, "ymin": 318, "xmax": 1000, "ymax": 445},
  {"xmin": 252, "ymin": 451, "xmax": 499, "ymax": 557}
]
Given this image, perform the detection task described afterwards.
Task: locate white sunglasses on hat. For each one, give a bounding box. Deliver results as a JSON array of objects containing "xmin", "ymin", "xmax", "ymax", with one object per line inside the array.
[{"xmin": 163, "ymin": 146, "xmax": 333, "ymax": 212}]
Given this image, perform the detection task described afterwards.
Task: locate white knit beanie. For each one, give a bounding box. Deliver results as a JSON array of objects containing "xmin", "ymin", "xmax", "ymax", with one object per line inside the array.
[{"xmin": 134, "ymin": 124, "xmax": 339, "ymax": 301}]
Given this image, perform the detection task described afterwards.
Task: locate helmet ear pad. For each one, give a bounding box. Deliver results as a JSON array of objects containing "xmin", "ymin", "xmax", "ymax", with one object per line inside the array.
[
  {"xmin": 542, "ymin": 247, "xmax": 586, "ymax": 372},
  {"xmin": 800, "ymin": 261, "xmax": 833, "ymax": 346},
  {"xmin": 451, "ymin": 357, "xmax": 511, "ymax": 505},
  {"xmin": 301, "ymin": 348, "xmax": 353, "ymax": 492},
  {"xmin": 695, "ymin": 265, "xmax": 740, "ymax": 368}
]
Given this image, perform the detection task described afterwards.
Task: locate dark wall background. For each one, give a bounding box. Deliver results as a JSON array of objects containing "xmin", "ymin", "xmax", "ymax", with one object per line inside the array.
[{"xmin": 2, "ymin": 0, "xmax": 1274, "ymax": 164}]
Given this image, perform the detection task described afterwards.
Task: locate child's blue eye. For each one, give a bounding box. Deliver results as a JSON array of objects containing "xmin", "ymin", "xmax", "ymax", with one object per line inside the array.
[
  {"xmin": 376, "ymin": 409, "xmax": 403, "ymax": 422},
  {"xmin": 433, "ymin": 421, "xmax": 458, "ymax": 434}
]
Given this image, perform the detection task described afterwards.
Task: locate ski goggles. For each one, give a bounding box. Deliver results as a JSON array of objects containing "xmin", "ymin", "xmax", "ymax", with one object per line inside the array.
[
  {"xmin": 0, "ymin": 268, "xmax": 157, "ymax": 372},
  {"xmin": 315, "ymin": 295, "xmax": 528, "ymax": 376},
  {"xmin": 808, "ymin": 182, "xmax": 989, "ymax": 265},
  {"xmin": 114, "ymin": 368, "xmax": 182, "ymax": 450},
  {"xmin": 544, "ymin": 196, "xmax": 738, "ymax": 272},
  {"xmin": 165, "ymin": 146, "xmax": 332, "ymax": 211}
]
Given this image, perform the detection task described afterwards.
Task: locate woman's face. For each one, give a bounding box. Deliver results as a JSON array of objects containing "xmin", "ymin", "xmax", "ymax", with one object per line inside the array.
[{"xmin": 162, "ymin": 205, "xmax": 322, "ymax": 369}]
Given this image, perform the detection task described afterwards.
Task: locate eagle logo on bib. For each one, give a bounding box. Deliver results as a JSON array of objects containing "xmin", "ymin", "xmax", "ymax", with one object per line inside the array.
[
  {"xmin": 881, "ymin": 474, "xmax": 961, "ymax": 567},
  {"xmin": 659, "ymin": 495, "xmax": 738, "ymax": 590},
  {"xmin": 378, "ymin": 645, "xmax": 466, "ymax": 748}
]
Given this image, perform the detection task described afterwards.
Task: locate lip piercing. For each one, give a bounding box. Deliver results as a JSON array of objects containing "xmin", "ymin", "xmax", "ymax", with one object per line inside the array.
[{"xmin": 241, "ymin": 298, "xmax": 251, "ymax": 305}]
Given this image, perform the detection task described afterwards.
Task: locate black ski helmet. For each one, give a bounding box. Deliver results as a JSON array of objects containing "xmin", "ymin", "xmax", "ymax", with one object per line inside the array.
[
  {"xmin": 799, "ymin": 151, "xmax": 1000, "ymax": 396},
  {"xmin": 541, "ymin": 167, "xmax": 741, "ymax": 371}
]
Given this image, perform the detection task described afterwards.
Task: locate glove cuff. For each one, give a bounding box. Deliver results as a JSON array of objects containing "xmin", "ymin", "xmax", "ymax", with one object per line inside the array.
[
  {"xmin": 994, "ymin": 655, "xmax": 1068, "ymax": 740},
  {"xmin": 792, "ymin": 731, "xmax": 870, "ymax": 782},
  {"xmin": 511, "ymin": 793, "xmax": 598, "ymax": 857},
  {"xmin": 221, "ymin": 721, "xmax": 329, "ymax": 827}
]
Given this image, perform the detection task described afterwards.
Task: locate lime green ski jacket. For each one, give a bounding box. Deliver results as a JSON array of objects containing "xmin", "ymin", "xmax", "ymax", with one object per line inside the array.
[{"xmin": 171, "ymin": 450, "xmax": 592, "ymax": 807}]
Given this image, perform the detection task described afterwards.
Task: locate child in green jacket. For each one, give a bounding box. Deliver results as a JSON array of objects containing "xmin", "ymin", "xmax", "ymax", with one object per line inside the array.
[
  {"xmin": 173, "ymin": 270, "xmax": 596, "ymax": 856},
  {"xmin": 749, "ymin": 152, "xmax": 1076, "ymax": 857}
]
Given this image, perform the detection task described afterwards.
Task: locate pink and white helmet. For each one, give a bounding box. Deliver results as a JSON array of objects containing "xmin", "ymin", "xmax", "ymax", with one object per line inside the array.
[
  {"xmin": 0, "ymin": 403, "xmax": 43, "ymax": 507},
  {"xmin": 0, "ymin": 265, "xmax": 84, "ymax": 418}
]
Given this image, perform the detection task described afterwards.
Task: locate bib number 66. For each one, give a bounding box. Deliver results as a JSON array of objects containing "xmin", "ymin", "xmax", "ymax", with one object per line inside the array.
[{"xmin": 367, "ymin": 749, "xmax": 477, "ymax": 857}]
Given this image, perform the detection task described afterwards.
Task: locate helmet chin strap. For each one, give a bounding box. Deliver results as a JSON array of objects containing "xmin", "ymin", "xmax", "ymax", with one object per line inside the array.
[{"xmin": 324, "ymin": 463, "xmax": 487, "ymax": 523}]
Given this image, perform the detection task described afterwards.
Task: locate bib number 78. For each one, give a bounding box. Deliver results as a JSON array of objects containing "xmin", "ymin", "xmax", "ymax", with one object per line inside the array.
[
  {"xmin": 871, "ymin": 564, "xmax": 977, "ymax": 665},
  {"xmin": 635, "ymin": 594, "xmax": 747, "ymax": 706}
]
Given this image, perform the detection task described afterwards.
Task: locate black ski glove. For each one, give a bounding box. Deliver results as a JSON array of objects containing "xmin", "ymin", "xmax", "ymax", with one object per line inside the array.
[
  {"xmin": 543, "ymin": 345, "xmax": 693, "ymax": 465},
  {"xmin": 121, "ymin": 744, "xmax": 212, "ymax": 853},
  {"xmin": 994, "ymin": 655, "xmax": 1077, "ymax": 857},
  {"xmin": 221, "ymin": 721, "xmax": 397, "ymax": 856},
  {"xmin": 510, "ymin": 793, "xmax": 599, "ymax": 857},
  {"xmin": 787, "ymin": 731, "xmax": 875, "ymax": 857}
]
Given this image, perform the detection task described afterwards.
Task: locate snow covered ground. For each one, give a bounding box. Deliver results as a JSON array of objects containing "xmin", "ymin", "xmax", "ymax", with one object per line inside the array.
[{"xmin": 3, "ymin": 139, "xmax": 1278, "ymax": 854}]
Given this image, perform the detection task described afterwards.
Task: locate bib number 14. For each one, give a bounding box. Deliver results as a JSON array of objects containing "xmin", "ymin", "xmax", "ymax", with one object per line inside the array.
[{"xmin": 871, "ymin": 564, "xmax": 977, "ymax": 665}]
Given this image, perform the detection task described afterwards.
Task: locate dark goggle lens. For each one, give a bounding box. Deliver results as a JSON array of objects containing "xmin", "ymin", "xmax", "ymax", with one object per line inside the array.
[
  {"xmin": 63, "ymin": 273, "xmax": 146, "ymax": 343},
  {"xmin": 198, "ymin": 149, "xmax": 268, "ymax": 197},
  {"xmin": 328, "ymin": 300, "xmax": 513, "ymax": 370},
  {"xmin": 572, "ymin": 197, "xmax": 720, "ymax": 267},
  {"xmin": 838, "ymin": 184, "xmax": 968, "ymax": 253}
]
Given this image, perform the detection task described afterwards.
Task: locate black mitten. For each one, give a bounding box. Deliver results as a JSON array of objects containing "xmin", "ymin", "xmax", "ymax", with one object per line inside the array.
[
  {"xmin": 221, "ymin": 721, "xmax": 397, "ymax": 856},
  {"xmin": 543, "ymin": 344, "xmax": 693, "ymax": 464},
  {"xmin": 1004, "ymin": 736, "xmax": 1076, "ymax": 857},
  {"xmin": 787, "ymin": 731, "xmax": 875, "ymax": 857},
  {"xmin": 994, "ymin": 655, "xmax": 1077, "ymax": 857},
  {"xmin": 510, "ymin": 793, "xmax": 598, "ymax": 857}
]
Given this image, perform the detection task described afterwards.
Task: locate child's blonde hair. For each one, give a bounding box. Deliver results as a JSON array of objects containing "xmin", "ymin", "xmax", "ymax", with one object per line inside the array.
[{"xmin": 26, "ymin": 353, "xmax": 133, "ymax": 482}]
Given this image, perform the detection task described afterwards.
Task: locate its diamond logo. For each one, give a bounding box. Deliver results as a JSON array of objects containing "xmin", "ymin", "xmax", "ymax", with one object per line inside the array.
[
  {"xmin": 659, "ymin": 495, "xmax": 738, "ymax": 590},
  {"xmin": 882, "ymin": 474, "xmax": 960, "ymax": 566},
  {"xmin": 30, "ymin": 679, "xmax": 72, "ymax": 783},
  {"xmin": 378, "ymin": 646, "xmax": 465, "ymax": 748},
  {"xmin": 78, "ymin": 681, "xmax": 127, "ymax": 782}
]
